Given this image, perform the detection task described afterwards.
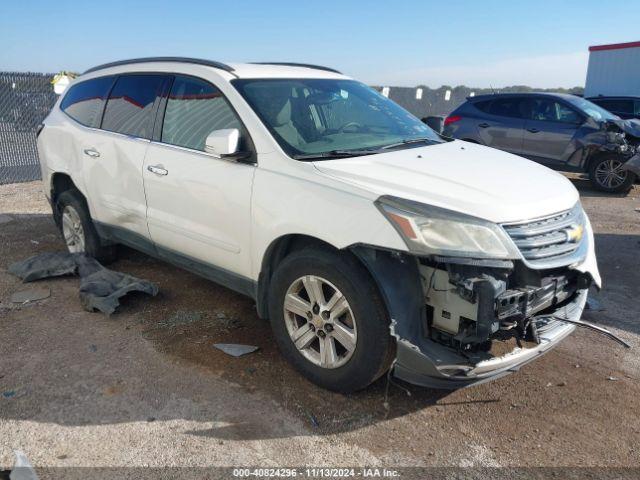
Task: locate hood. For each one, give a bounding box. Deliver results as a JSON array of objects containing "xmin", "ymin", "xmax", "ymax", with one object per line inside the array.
[
  {"xmin": 606, "ymin": 118, "xmax": 640, "ymax": 139},
  {"xmin": 313, "ymin": 141, "xmax": 579, "ymax": 224}
]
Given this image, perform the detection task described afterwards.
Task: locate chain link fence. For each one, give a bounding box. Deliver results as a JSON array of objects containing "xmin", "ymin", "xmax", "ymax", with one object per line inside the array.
[{"xmin": 0, "ymin": 72, "xmax": 57, "ymax": 185}]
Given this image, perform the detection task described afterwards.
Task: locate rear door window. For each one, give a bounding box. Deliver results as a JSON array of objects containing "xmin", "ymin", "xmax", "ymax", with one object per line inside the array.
[
  {"xmin": 161, "ymin": 75, "xmax": 241, "ymax": 151},
  {"xmin": 60, "ymin": 76, "xmax": 115, "ymax": 128},
  {"xmin": 102, "ymin": 74, "xmax": 168, "ymax": 139},
  {"xmin": 488, "ymin": 98, "xmax": 526, "ymax": 118}
]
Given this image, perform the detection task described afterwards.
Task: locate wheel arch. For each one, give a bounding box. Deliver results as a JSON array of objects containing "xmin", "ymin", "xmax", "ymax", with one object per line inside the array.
[
  {"xmin": 50, "ymin": 172, "xmax": 80, "ymax": 226},
  {"xmin": 256, "ymin": 234, "xmax": 340, "ymax": 318},
  {"xmin": 256, "ymin": 235, "xmax": 405, "ymax": 321},
  {"xmin": 255, "ymin": 234, "xmax": 422, "ymax": 334},
  {"xmin": 51, "ymin": 172, "xmax": 77, "ymax": 201}
]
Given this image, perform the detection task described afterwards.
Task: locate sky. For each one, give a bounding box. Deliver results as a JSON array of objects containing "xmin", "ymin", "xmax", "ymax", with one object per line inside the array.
[{"xmin": 2, "ymin": 0, "xmax": 639, "ymax": 88}]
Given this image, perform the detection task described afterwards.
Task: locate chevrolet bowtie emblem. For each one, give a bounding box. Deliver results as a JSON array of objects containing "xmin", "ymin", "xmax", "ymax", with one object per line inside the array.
[{"xmin": 564, "ymin": 224, "xmax": 584, "ymax": 243}]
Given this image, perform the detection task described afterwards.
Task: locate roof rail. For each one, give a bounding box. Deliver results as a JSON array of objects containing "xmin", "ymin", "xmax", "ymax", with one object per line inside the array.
[
  {"xmin": 84, "ymin": 57, "xmax": 235, "ymax": 75},
  {"xmin": 250, "ymin": 62, "xmax": 342, "ymax": 74}
]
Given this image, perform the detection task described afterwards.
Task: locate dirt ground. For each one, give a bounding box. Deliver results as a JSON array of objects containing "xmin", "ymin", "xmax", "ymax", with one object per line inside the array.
[{"xmin": 1, "ymin": 180, "xmax": 639, "ymax": 474}]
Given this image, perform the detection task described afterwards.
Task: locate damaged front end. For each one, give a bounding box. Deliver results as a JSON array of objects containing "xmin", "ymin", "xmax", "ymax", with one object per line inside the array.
[
  {"xmin": 397, "ymin": 260, "xmax": 591, "ymax": 388},
  {"xmin": 604, "ymin": 119, "xmax": 640, "ymax": 177},
  {"xmin": 353, "ymin": 197, "xmax": 609, "ymax": 389},
  {"xmin": 575, "ymin": 118, "xmax": 640, "ymax": 177}
]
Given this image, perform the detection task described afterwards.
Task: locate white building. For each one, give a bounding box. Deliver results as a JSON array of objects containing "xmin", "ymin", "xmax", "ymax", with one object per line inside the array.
[{"xmin": 585, "ymin": 40, "xmax": 640, "ymax": 97}]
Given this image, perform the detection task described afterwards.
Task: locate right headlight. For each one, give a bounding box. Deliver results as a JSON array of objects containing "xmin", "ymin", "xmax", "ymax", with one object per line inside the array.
[{"xmin": 376, "ymin": 195, "xmax": 520, "ymax": 259}]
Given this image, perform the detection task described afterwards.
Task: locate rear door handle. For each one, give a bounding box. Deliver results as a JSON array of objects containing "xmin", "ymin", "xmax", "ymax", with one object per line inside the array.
[
  {"xmin": 527, "ymin": 128, "xmax": 540, "ymax": 133},
  {"xmin": 478, "ymin": 123, "xmax": 490, "ymax": 128},
  {"xmin": 83, "ymin": 148, "xmax": 100, "ymax": 158},
  {"xmin": 147, "ymin": 165, "xmax": 168, "ymax": 176}
]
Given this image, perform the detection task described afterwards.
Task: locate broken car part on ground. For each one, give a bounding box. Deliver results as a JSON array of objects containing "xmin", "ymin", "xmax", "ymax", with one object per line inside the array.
[{"xmin": 8, "ymin": 252, "xmax": 158, "ymax": 315}]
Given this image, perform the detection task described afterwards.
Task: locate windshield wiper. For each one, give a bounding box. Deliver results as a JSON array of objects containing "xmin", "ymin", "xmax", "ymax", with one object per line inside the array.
[
  {"xmin": 293, "ymin": 149, "xmax": 383, "ymax": 161},
  {"xmin": 381, "ymin": 138, "xmax": 439, "ymax": 150}
]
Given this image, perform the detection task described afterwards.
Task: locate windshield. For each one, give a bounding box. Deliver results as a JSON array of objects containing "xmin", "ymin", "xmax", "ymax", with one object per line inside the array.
[
  {"xmin": 565, "ymin": 96, "xmax": 619, "ymax": 122},
  {"xmin": 233, "ymin": 79, "xmax": 442, "ymax": 159}
]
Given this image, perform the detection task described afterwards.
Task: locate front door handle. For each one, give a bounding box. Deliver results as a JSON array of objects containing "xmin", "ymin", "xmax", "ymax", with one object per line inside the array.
[
  {"xmin": 527, "ymin": 128, "xmax": 540, "ymax": 133},
  {"xmin": 83, "ymin": 148, "xmax": 100, "ymax": 158},
  {"xmin": 147, "ymin": 165, "xmax": 168, "ymax": 176},
  {"xmin": 478, "ymin": 123, "xmax": 490, "ymax": 128}
]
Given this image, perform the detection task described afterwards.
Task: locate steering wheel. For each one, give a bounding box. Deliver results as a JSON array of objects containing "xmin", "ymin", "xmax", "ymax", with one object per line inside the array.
[{"xmin": 338, "ymin": 122, "xmax": 363, "ymax": 133}]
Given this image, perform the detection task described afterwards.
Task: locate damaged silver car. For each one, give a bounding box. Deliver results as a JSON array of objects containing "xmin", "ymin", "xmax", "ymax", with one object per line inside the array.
[{"xmin": 443, "ymin": 92, "xmax": 640, "ymax": 193}]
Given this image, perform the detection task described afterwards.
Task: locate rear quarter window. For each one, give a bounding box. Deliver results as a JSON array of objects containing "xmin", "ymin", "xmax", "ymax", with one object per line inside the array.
[
  {"xmin": 473, "ymin": 100, "xmax": 493, "ymax": 113},
  {"xmin": 60, "ymin": 76, "xmax": 115, "ymax": 128}
]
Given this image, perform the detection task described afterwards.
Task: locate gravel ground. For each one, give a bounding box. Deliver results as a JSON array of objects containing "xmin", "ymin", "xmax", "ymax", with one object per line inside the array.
[{"xmin": 0, "ymin": 180, "xmax": 639, "ymax": 476}]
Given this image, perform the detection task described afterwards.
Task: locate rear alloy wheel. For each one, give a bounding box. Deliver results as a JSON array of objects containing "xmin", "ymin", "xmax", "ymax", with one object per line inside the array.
[
  {"xmin": 55, "ymin": 189, "xmax": 117, "ymax": 263},
  {"xmin": 283, "ymin": 275, "xmax": 357, "ymax": 369},
  {"xmin": 61, "ymin": 205, "xmax": 86, "ymax": 253},
  {"xmin": 589, "ymin": 155, "xmax": 635, "ymax": 193}
]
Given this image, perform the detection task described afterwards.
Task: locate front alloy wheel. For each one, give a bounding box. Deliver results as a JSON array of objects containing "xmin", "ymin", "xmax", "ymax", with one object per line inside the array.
[
  {"xmin": 284, "ymin": 275, "xmax": 357, "ymax": 369},
  {"xmin": 589, "ymin": 155, "xmax": 635, "ymax": 193},
  {"xmin": 268, "ymin": 247, "xmax": 394, "ymax": 392},
  {"xmin": 594, "ymin": 158, "xmax": 627, "ymax": 190}
]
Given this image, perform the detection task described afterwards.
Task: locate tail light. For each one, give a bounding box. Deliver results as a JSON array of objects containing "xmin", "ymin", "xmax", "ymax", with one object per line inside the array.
[{"xmin": 444, "ymin": 115, "xmax": 462, "ymax": 127}]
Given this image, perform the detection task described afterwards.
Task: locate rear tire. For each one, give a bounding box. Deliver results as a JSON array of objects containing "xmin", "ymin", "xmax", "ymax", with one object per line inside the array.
[
  {"xmin": 268, "ymin": 247, "xmax": 394, "ymax": 393},
  {"xmin": 588, "ymin": 154, "xmax": 635, "ymax": 193},
  {"xmin": 55, "ymin": 190, "xmax": 117, "ymax": 264}
]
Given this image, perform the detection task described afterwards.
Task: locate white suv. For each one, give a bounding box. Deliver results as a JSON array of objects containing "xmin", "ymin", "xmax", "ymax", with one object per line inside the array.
[{"xmin": 37, "ymin": 57, "xmax": 600, "ymax": 392}]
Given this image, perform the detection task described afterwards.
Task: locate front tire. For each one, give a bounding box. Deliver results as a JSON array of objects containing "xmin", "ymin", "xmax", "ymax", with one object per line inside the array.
[
  {"xmin": 268, "ymin": 247, "xmax": 394, "ymax": 393},
  {"xmin": 55, "ymin": 190, "xmax": 117, "ymax": 263},
  {"xmin": 589, "ymin": 155, "xmax": 635, "ymax": 193}
]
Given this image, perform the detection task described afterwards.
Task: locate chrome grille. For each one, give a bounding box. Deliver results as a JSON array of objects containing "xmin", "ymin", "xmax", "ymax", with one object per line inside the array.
[{"xmin": 502, "ymin": 204, "xmax": 586, "ymax": 267}]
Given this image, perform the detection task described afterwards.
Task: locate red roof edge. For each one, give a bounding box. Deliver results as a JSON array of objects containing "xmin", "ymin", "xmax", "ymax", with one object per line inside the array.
[{"xmin": 589, "ymin": 41, "xmax": 640, "ymax": 52}]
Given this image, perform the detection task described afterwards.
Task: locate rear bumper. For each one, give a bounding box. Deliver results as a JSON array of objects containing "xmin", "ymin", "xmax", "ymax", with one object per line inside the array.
[{"xmin": 393, "ymin": 289, "xmax": 586, "ymax": 389}]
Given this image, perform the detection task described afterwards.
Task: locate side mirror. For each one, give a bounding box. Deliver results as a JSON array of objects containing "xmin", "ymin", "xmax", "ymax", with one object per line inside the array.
[
  {"xmin": 204, "ymin": 128, "xmax": 253, "ymax": 162},
  {"xmin": 205, "ymin": 128, "xmax": 241, "ymax": 157}
]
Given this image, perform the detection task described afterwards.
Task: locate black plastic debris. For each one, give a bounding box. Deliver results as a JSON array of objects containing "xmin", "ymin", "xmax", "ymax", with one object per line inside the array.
[
  {"xmin": 8, "ymin": 252, "xmax": 77, "ymax": 282},
  {"xmin": 8, "ymin": 252, "xmax": 158, "ymax": 315}
]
